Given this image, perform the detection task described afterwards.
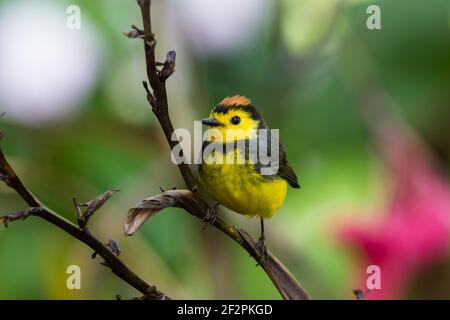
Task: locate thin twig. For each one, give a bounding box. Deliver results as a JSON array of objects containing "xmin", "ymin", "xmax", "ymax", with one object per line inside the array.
[
  {"xmin": 135, "ymin": 0, "xmax": 197, "ymax": 189},
  {"xmin": 75, "ymin": 189, "xmax": 119, "ymax": 229}
]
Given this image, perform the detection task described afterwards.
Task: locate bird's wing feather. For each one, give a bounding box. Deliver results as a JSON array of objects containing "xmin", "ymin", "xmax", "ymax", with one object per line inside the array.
[{"xmin": 276, "ymin": 143, "xmax": 300, "ymax": 188}]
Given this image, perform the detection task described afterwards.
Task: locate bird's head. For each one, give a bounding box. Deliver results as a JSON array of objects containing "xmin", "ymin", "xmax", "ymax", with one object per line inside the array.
[{"xmin": 201, "ymin": 95, "xmax": 266, "ymax": 143}]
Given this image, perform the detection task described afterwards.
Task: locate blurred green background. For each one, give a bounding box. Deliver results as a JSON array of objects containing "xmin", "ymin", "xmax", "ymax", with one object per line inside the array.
[{"xmin": 1, "ymin": 0, "xmax": 450, "ymax": 299}]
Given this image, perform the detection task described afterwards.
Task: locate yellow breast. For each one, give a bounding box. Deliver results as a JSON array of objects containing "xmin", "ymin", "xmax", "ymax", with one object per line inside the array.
[{"xmin": 199, "ymin": 147, "xmax": 288, "ymax": 219}]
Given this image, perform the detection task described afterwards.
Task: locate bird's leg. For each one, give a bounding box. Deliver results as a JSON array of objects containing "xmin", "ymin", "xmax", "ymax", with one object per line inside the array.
[
  {"xmin": 255, "ymin": 218, "xmax": 267, "ymax": 265},
  {"xmin": 202, "ymin": 202, "xmax": 219, "ymax": 229}
]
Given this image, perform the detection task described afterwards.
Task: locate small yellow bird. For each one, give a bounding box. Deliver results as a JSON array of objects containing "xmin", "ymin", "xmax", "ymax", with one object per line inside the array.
[{"xmin": 199, "ymin": 95, "xmax": 299, "ymax": 259}]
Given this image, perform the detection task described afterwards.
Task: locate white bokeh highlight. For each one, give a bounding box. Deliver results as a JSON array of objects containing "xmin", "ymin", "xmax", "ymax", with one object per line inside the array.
[
  {"xmin": 171, "ymin": 0, "xmax": 272, "ymax": 56},
  {"xmin": 0, "ymin": 1, "xmax": 103, "ymax": 125}
]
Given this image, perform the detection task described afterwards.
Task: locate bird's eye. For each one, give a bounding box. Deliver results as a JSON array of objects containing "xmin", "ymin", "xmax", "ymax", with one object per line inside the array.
[{"xmin": 230, "ymin": 116, "xmax": 241, "ymax": 125}]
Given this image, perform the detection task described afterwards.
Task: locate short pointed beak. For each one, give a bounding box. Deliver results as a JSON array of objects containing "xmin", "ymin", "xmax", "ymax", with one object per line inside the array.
[{"xmin": 201, "ymin": 118, "xmax": 221, "ymax": 127}]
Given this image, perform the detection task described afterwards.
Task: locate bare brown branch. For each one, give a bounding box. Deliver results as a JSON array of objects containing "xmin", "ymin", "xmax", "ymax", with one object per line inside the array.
[
  {"xmin": 0, "ymin": 146, "xmax": 168, "ymax": 299},
  {"xmin": 125, "ymin": 190, "xmax": 310, "ymax": 300},
  {"xmin": 129, "ymin": 0, "xmax": 311, "ymax": 300}
]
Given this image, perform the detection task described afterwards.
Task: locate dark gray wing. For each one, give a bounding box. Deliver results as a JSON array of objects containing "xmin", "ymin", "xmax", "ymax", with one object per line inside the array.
[{"xmin": 276, "ymin": 143, "xmax": 300, "ymax": 188}]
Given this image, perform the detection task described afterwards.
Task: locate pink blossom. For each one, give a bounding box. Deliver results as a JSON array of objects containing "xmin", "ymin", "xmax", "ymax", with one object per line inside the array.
[{"xmin": 340, "ymin": 121, "xmax": 450, "ymax": 299}]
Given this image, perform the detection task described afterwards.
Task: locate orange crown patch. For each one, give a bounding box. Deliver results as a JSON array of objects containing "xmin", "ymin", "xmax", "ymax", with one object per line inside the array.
[{"xmin": 219, "ymin": 95, "xmax": 252, "ymax": 107}]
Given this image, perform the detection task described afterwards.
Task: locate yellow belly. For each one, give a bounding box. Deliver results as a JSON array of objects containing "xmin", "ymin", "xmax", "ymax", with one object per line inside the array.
[{"xmin": 199, "ymin": 150, "xmax": 288, "ymax": 219}]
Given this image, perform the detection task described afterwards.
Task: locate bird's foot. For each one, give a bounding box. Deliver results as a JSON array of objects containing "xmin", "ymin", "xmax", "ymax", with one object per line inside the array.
[
  {"xmin": 255, "ymin": 235, "xmax": 267, "ymax": 266},
  {"xmin": 202, "ymin": 202, "xmax": 219, "ymax": 230}
]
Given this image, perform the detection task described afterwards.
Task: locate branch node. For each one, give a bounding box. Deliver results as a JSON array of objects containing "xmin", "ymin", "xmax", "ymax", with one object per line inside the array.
[
  {"xmin": 140, "ymin": 285, "xmax": 166, "ymax": 300},
  {"xmin": 159, "ymin": 50, "xmax": 176, "ymax": 81},
  {"xmin": 142, "ymin": 81, "xmax": 157, "ymax": 108},
  {"xmin": 354, "ymin": 289, "xmax": 371, "ymax": 300},
  {"xmin": 202, "ymin": 202, "xmax": 219, "ymax": 230},
  {"xmin": 123, "ymin": 25, "xmax": 145, "ymax": 39},
  {"xmin": 73, "ymin": 197, "xmax": 83, "ymax": 222},
  {"xmin": 106, "ymin": 239, "xmax": 121, "ymax": 256},
  {"xmin": 0, "ymin": 172, "xmax": 10, "ymax": 185},
  {"xmin": 145, "ymin": 38, "xmax": 156, "ymax": 48},
  {"xmin": 0, "ymin": 207, "xmax": 36, "ymax": 228},
  {"xmin": 74, "ymin": 189, "xmax": 119, "ymax": 229}
]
